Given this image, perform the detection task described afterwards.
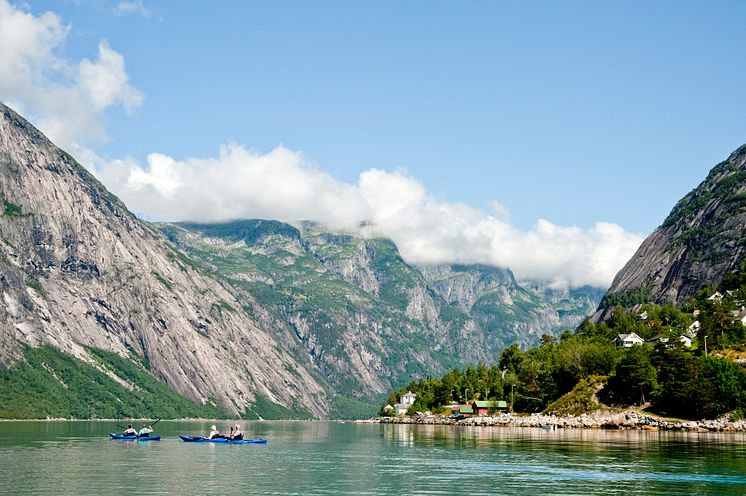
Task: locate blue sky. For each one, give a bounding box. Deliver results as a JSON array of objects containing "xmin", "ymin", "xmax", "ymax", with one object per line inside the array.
[{"xmin": 3, "ymin": 0, "xmax": 746, "ymax": 286}]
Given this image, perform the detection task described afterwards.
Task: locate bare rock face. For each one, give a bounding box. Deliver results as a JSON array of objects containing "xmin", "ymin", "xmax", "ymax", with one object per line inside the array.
[
  {"xmin": 418, "ymin": 264, "xmax": 515, "ymax": 311},
  {"xmin": 598, "ymin": 144, "xmax": 746, "ymax": 314},
  {"xmin": 161, "ymin": 220, "xmax": 493, "ymax": 399},
  {"xmin": 0, "ymin": 102, "xmax": 328, "ymax": 417},
  {"xmin": 419, "ymin": 265, "xmax": 603, "ymax": 350}
]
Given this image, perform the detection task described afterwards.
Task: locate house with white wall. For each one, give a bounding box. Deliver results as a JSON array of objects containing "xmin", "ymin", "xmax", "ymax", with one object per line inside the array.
[{"xmin": 612, "ymin": 332, "xmax": 644, "ymax": 348}]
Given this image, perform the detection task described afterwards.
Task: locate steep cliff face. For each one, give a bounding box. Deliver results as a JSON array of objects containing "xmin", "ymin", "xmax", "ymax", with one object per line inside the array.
[
  {"xmin": 163, "ymin": 221, "xmax": 605, "ymax": 392},
  {"xmin": 417, "ymin": 264, "xmax": 515, "ymax": 311},
  {"xmin": 418, "ymin": 265, "xmax": 603, "ymax": 350},
  {"xmin": 0, "ymin": 102, "xmax": 327, "ymax": 417},
  {"xmin": 519, "ymin": 280, "xmax": 606, "ymax": 330},
  {"xmin": 600, "ymin": 144, "xmax": 746, "ymax": 311},
  {"xmin": 160, "ymin": 221, "xmax": 490, "ymax": 401}
]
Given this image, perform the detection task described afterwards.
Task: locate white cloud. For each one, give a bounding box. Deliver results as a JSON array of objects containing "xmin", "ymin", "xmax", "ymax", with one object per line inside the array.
[
  {"xmin": 0, "ymin": 1, "xmax": 643, "ymax": 288},
  {"xmin": 96, "ymin": 144, "xmax": 644, "ymax": 288},
  {"xmin": 0, "ymin": 0, "xmax": 142, "ymax": 149},
  {"xmin": 114, "ymin": 1, "xmax": 150, "ymax": 18},
  {"xmin": 78, "ymin": 41, "xmax": 143, "ymax": 112}
]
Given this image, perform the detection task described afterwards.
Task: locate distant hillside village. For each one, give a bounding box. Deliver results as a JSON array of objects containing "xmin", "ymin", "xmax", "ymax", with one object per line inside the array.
[
  {"xmin": 612, "ymin": 290, "xmax": 746, "ymax": 357},
  {"xmin": 383, "ymin": 391, "xmax": 508, "ymax": 418},
  {"xmin": 381, "ymin": 281, "xmax": 746, "ymax": 421}
]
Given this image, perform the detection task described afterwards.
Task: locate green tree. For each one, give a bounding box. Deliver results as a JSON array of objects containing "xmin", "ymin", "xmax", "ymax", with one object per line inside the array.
[
  {"xmin": 499, "ymin": 343, "xmax": 524, "ymax": 373},
  {"xmin": 603, "ymin": 346, "xmax": 658, "ymax": 406}
]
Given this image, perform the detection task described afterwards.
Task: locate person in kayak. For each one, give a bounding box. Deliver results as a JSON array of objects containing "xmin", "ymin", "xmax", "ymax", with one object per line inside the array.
[
  {"xmin": 123, "ymin": 424, "xmax": 137, "ymax": 436},
  {"xmin": 206, "ymin": 425, "xmax": 220, "ymax": 439},
  {"xmin": 230, "ymin": 424, "xmax": 243, "ymax": 440},
  {"xmin": 138, "ymin": 424, "xmax": 154, "ymax": 437}
]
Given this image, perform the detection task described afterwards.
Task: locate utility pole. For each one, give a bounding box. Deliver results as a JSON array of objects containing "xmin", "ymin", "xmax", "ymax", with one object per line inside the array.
[{"xmin": 704, "ymin": 335, "xmax": 708, "ymax": 356}]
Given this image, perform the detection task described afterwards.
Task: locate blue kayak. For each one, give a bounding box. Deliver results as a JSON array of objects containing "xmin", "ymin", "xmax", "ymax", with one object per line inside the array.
[
  {"xmin": 179, "ymin": 434, "xmax": 267, "ymax": 444},
  {"xmin": 109, "ymin": 433, "xmax": 161, "ymax": 441}
]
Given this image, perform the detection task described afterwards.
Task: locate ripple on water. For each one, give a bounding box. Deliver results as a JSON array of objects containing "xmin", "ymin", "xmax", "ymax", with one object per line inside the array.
[{"xmin": 1, "ymin": 422, "xmax": 746, "ymax": 495}]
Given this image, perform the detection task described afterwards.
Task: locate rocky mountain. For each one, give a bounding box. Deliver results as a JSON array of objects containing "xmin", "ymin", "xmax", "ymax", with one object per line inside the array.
[
  {"xmin": 0, "ymin": 101, "xmax": 604, "ymax": 419},
  {"xmin": 0, "ymin": 102, "xmax": 328, "ymax": 418},
  {"xmin": 159, "ymin": 221, "xmax": 491, "ymax": 403},
  {"xmin": 161, "ymin": 221, "xmax": 604, "ymax": 383},
  {"xmin": 419, "ymin": 265, "xmax": 603, "ymax": 349},
  {"xmin": 599, "ymin": 143, "xmax": 746, "ymax": 312}
]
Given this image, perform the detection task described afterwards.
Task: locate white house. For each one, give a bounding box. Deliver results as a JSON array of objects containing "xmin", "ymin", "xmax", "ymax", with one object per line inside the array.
[
  {"xmin": 708, "ymin": 291, "xmax": 724, "ymax": 302},
  {"xmin": 393, "ymin": 391, "xmax": 417, "ymax": 415},
  {"xmin": 638, "ymin": 311, "xmax": 649, "ymax": 321},
  {"xmin": 651, "ymin": 332, "xmax": 692, "ymax": 348},
  {"xmin": 686, "ymin": 320, "xmax": 701, "ymax": 337},
  {"xmin": 731, "ymin": 307, "xmax": 746, "ymax": 326},
  {"xmin": 612, "ymin": 332, "xmax": 644, "ymax": 348},
  {"xmin": 400, "ymin": 391, "xmax": 416, "ymax": 406},
  {"xmin": 650, "ymin": 333, "xmax": 669, "ymax": 345}
]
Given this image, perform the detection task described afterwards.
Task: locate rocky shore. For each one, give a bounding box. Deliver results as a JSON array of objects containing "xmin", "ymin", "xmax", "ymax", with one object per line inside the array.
[{"xmin": 376, "ymin": 410, "xmax": 746, "ymax": 432}]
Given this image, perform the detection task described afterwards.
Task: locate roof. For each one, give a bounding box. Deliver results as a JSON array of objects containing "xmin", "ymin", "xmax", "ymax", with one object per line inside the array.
[
  {"xmin": 458, "ymin": 405, "xmax": 473, "ymax": 414},
  {"xmin": 616, "ymin": 332, "xmax": 643, "ymax": 341},
  {"xmin": 401, "ymin": 391, "xmax": 416, "ymax": 398},
  {"xmin": 469, "ymin": 400, "xmax": 508, "ymax": 409}
]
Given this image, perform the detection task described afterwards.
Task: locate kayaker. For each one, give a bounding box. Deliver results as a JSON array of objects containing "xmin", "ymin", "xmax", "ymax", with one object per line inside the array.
[
  {"xmin": 206, "ymin": 425, "xmax": 220, "ymax": 439},
  {"xmin": 230, "ymin": 424, "xmax": 243, "ymax": 440},
  {"xmin": 138, "ymin": 424, "xmax": 154, "ymax": 437},
  {"xmin": 123, "ymin": 424, "xmax": 137, "ymax": 436}
]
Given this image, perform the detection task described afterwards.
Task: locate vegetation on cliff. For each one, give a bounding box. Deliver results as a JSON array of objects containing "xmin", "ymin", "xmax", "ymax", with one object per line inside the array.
[
  {"xmin": 383, "ymin": 263, "xmax": 746, "ymax": 420},
  {"xmin": 0, "ymin": 346, "xmax": 226, "ymax": 419},
  {"xmin": 602, "ymin": 143, "xmax": 746, "ymax": 306}
]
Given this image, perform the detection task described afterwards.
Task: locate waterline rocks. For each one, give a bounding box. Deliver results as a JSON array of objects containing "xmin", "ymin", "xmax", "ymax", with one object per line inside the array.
[{"xmin": 378, "ymin": 410, "xmax": 746, "ymax": 432}]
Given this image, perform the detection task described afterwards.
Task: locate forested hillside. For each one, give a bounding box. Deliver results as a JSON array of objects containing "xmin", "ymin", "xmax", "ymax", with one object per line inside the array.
[{"xmin": 384, "ymin": 262, "xmax": 746, "ymax": 420}]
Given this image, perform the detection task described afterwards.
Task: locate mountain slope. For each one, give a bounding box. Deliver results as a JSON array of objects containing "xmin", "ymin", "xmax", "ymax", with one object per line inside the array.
[
  {"xmin": 599, "ymin": 144, "xmax": 746, "ymax": 310},
  {"xmin": 0, "ymin": 102, "xmax": 327, "ymax": 417},
  {"xmin": 419, "ymin": 265, "xmax": 603, "ymax": 349},
  {"xmin": 161, "ymin": 221, "xmax": 604, "ymax": 393},
  {"xmin": 0, "ymin": 101, "xmax": 605, "ymax": 419},
  {"xmin": 159, "ymin": 221, "xmax": 490, "ymax": 401}
]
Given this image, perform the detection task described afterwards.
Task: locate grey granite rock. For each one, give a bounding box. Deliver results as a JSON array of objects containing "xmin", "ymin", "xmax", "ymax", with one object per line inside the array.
[{"xmin": 0, "ymin": 102, "xmax": 328, "ymax": 417}]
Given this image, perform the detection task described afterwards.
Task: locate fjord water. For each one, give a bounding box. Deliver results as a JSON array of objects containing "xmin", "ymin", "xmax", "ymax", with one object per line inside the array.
[{"xmin": 1, "ymin": 421, "xmax": 745, "ymax": 495}]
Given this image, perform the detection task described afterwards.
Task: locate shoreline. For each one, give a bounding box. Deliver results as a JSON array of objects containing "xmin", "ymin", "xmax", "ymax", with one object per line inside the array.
[
  {"xmin": 0, "ymin": 418, "xmax": 323, "ymax": 422},
  {"xmin": 374, "ymin": 410, "xmax": 746, "ymax": 432}
]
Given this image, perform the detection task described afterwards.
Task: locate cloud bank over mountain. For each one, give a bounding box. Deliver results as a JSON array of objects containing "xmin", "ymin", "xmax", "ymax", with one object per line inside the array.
[
  {"xmin": 96, "ymin": 144, "xmax": 644, "ymax": 288},
  {"xmin": 0, "ymin": 0, "xmax": 644, "ymax": 288}
]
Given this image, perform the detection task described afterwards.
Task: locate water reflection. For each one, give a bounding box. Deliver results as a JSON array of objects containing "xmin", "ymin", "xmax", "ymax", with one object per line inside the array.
[{"xmin": 1, "ymin": 421, "xmax": 746, "ymax": 495}]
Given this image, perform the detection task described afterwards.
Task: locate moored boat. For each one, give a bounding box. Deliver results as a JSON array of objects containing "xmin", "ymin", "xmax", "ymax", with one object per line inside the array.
[{"xmin": 179, "ymin": 434, "xmax": 267, "ymax": 444}]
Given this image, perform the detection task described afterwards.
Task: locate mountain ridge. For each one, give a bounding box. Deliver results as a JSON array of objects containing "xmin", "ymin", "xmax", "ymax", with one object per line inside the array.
[
  {"xmin": 0, "ymin": 101, "xmax": 604, "ymax": 419},
  {"xmin": 597, "ymin": 142, "xmax": 746, "ymax": 314},
  {"xmin": 0, "ymin": 101, "xmax": 329, "ymax": 417},
  {"xmin": 161, "ymin": 219, "xmax": 603, "ymax": 389}
]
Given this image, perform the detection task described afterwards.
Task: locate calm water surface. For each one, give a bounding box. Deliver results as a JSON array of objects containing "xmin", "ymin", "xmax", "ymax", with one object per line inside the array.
[{"xmin": 1, "ymin": 421, "xmax": 745, "ymax": 495}]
